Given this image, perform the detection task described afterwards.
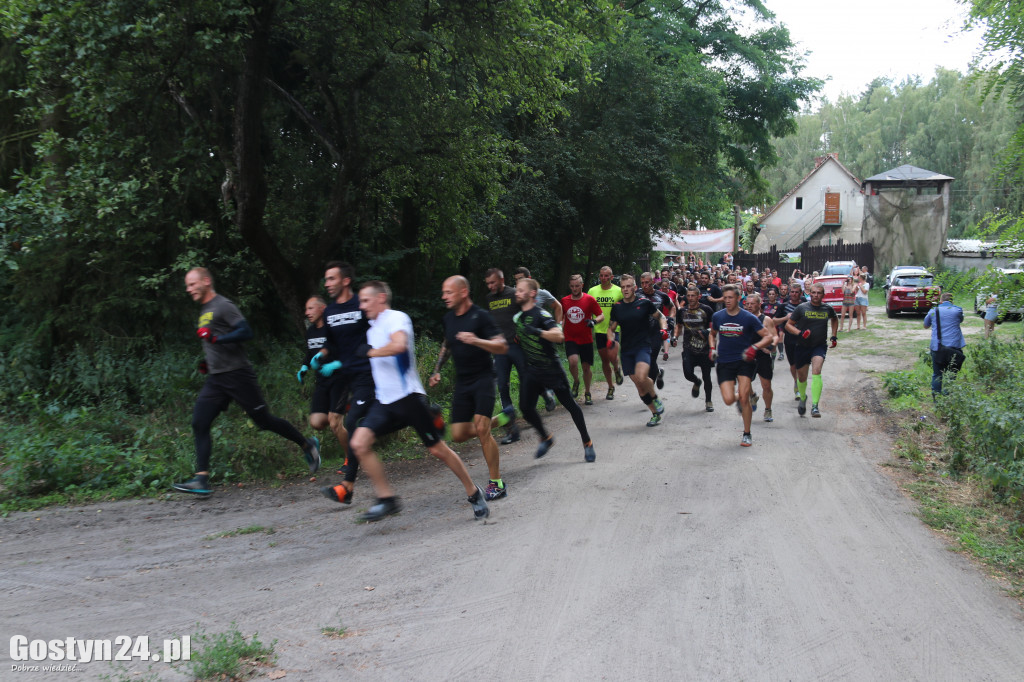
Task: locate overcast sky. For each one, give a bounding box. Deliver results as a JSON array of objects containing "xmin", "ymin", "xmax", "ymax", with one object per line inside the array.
[{"xmin": 762, "ymin": 0, "xmax": 985, "ymax": 103}]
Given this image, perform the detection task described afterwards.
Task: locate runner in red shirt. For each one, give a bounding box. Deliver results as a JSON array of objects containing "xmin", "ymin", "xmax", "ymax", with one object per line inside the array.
[{"xmin": 561, "ymin": 274, "xmax": 604, "ymax": 405}]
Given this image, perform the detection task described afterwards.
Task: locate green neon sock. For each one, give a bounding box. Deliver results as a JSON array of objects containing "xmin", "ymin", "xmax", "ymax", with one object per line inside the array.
[
  {"xmin": 811, "ymin": 374, "xmax": 823, "ymax": 403},
  {"xmin": 798, "ymin": 380, "xmax": 807, "ymax": 401},
  {"xmin": 490, "ymin": 478, "xmax": 504, "ymax": 488}
]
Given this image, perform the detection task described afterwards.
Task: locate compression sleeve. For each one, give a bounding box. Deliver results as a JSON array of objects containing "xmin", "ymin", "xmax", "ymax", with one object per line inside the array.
[{"xmin": 215, "ymin": 319, "xmax": 254, "ymax": 344}]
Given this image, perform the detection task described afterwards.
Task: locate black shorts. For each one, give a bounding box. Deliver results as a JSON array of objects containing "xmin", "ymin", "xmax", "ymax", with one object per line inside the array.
[
  {"xmin": 754, "ymin": 350, "xmax": 774, "ymax": 380},
  {"xmin": 310, "ymin": 376, "xmax": 347, "ymax": 415},
  {"xmin": 620, "ymin": 346, "xmax": 651, "ymax": 376},
  {"xmin": 360, "ymin": 394, "xmax": 442, "ymax": 448},
  {"xmin": 716, "ymin": 359, "xmax": 755, "ymax": 384},
  {"xmin": 784, "ymin": 337, "xmax": 799, "ymax": 367},
  {"xmin": 564, "ymin": 340, "xmax": 594, "ymax": 365},
  {"xmin": 451, "ymin": 373, "xmax": 497, "ymax": 424},
  {"xmin": 330, "ymin": 371, "xmax": 375, "ymax": 415},
  {"xmin": 525, "ymin": 368, "xmax": 571, "ymax": 393},
  {"xmin": 594, "ymin": 332, "xmax": 619, "ymax": 349},
  {"xmin": 793, "ymin": 344, "xmax": 827, "ymax": 369},
  {"xmin": 683, "ymin": 347, "xmax": 713, "ymax": 369}
]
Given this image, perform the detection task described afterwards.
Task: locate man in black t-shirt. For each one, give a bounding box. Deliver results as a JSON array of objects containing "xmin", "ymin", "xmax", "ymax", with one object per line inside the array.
[
  {"xmin": 773, "ymin": 286, "xmax": 804, "ymax": 401},
  {"xmin": 609, "ymin": 274, "xmax": 668, "ymax": 427},
  {"xmin": 513, "ymin": 279, "xmax": 596, "ymax": 462},
  {"xmin": 785, "ymin": 283, "xmax": 839, "ymax": 418},
  {"xmin": 639, "ymin": 272, "xmax": 673, "ymax": 391},
  {"xmin": 174, "ymin": 267, "xmax": 320, "ymax": 496},
  {"xmin": 485, "ymin": 268, "xmax": 528, "ymax": 444},
  {"xmin": 298, "ymin": 295, "xmax": 341, "ymax": 437},
  {"xmin": 677, "ymin": 285, "xmax": 716, "ymax": 411},
  {"xmin": 698, "ymin": 271, "xmax": 724, "ymax": 311},
  {"xmin": 429, "ymin": 276, "xmax": 510, "ymax": 500},
  {"xmin": 316, "ymin": 261, "xmax": 378, "ymax": 506}
]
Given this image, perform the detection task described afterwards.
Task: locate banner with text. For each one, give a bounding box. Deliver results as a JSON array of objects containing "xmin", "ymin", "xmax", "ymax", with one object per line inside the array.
[{"xmin": 653, "ymin": 230, "xmax": 734, "ymax": 253}]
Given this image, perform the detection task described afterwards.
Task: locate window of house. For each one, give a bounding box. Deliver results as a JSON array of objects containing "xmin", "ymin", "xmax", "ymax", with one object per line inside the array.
[{"xmin": 795, "ymin": 197, "xmax": 803, "ymax": 210}]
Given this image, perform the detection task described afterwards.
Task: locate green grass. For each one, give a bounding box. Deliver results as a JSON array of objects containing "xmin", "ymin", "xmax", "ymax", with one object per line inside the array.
[
  {"xmin": 321, "ymin": 623, "xmax": 349, "ymax": 639},
  {"xmin": 202, "ymin": 526, "xmax": 275, "ymax": 540},
  {"xmin": 184, "ymin": 625, "xmax": 275, "ymax": 681}
]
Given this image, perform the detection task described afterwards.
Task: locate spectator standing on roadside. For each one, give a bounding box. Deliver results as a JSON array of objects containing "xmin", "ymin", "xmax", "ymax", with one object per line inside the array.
[{"xmin": 923, "ymin": 293, "xmax": 966, "ymax": 398}]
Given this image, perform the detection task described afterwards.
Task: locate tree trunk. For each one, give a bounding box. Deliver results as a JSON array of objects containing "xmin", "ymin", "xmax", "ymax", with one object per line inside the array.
[{"xmin": 232, "ymin": 0, "xmax": 305, "ymax": 331}]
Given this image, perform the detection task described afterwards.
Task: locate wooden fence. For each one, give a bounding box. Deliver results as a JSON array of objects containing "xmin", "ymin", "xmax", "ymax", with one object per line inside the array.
[{"xmin": 733, "ymin": 242, "xmax": 875, "ymax": 281}]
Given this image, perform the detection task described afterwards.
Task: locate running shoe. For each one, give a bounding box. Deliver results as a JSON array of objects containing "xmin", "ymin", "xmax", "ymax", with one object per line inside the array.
[
  {"xmin": 469, "ymin": 486, "xmax": 490, "ymax": 519},
  {"xmin": 811, "ymin": 404, "xmax": 821, "ymax": 418},
  {"xmin": 584, "ymin": 393, "xmax": 593, "ymax": 406},
  {"xmin": 493, "ymin": 406, "xmax": 514, "ymax": 428},
  {"xmin": 303, "ymin": 436, "xmax": 321, "ymax": 474},
  {"xmin": 653, "ymin": 398, "xmax": 665, "ymax": 415},
  {"xmin": 535, "ymin": 436, "xmax": 555, "ymax": 459},
  {"xmin": 360, "ymin": 497, "xmax": 401, "ymax": 522},
  {"xmin": 172, "ymin": 475, "xmax": 212, "ymax": 496},
  {"xmin": 614, "ymin": 366, "xmax": 624, "ymax": 385},
  {"xmin": 646, "ymin": 413, "xmax": 663, "ymax": 427},
  {"xmin": 499, "ymin": 424, "xmax": 520, "ymax": 445},
  {"xmin": 740, "ymin": 432, "xmax": 752, "ymax": 447},
  {"xmin": 484, "ymin": 480, "xmax": 507, "ymax": 501},
  {"xmin": 691, "ymin": 381, "xmax": 701, "ymax": 398},
  {"xmin": 750, "ymin": 392, "xmax": 759, "ymax": 413},
  {"xmin": 705, "ymin": 400, "xmax": 714, "ymax": 412},
  {"xmin": 544, "ymin": 389, "xmax": 557, "ymax": 412},
  {"xmin": 662, "ymin": 350, "xmax": 668, "ymax": 361},
  {"xmin": 763, "ymin": 408, "xmax": 773, "ymax": 423},
  {"xmin": 798, "ymin": 398, "xmax": 807, "ymax": 416},
  {"xmin": 321, "ymin": 483, "xmax": 353, "ymax": 505},
  {"xmin": 656, "ymin": 369, "xmax": 665, "ymax": 390},
  {"xmin": 606, "ymin": 386, "xmax": 615, "ymax": 400},
  {"xmin": 584, "ymin": 442, "xmax": 596, "ymax": 463},
  {"xmin": 571, "ymin": 379, "xmax": 580, "ymax": 398}
]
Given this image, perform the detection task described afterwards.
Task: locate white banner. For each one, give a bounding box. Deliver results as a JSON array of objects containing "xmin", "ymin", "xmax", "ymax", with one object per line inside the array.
[{"xmin": 653, "ymin": 230, "xmax": 734, "ymax": 253}]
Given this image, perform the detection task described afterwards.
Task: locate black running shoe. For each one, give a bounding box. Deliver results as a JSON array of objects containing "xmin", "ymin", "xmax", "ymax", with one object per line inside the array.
[
  {"xmin": 656, "ymin": 369, "xmax": 665, "ymax": 390},
  {"xmin": 614, "ymin": 366, "xmax": 623, "ymax": 385},
  {"xmin": 321, "ymin": 484, "xmax": 353, "ymax": 505},
  {"xmin": 571, "ymin": 379, "xmax": 580, "ymax": 398},
  {"xmin": 691, "ymin": 381, "xmax": 701, "ymax": 398},
  {"xmin": 798, "ymin": 398, "xmax": 807, "ymax": 416},
  {"xmin": 811, "ymin": 404, "xmax": 821, "ymax": 418},
  {"xmin": 303, "ymin": 436, "xmax": 321, "ymax": 474},
  {"xmin": 499, "ymin": 423, "xmax": 520, "ymax": 445},
  {"xmin": 584, "ymin": 393, "xmax": 593, "ymax": 406},
  {"xmin": 172, "ymin": 475, "xmax": 212, "ymax": 496},
  {"xmin": 535, "ymin": 436, "xmax": 554, "ymax": 459},
  {"xmin": 544, "ymin": 389, "xmax": 556, "ymax": 412},
  {"xmin": 360, "ymin": 497, "xmax": 401, "ymax": 522},
  {"xmin": 584, "ymin": 442, "xmax": 596, "ymax": 462},
  {"xmin": 705, "ymin": 400, "xmax": 714, "ymax": 412},
  {"xmin": 469, "ymin": 486, "xmax": 490, "ymax": 519}
]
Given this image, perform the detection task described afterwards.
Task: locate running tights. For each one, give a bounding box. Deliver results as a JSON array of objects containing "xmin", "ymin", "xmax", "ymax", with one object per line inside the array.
[
  {"xmin": 682, "ymin": 351, "xmax": 714, "ymax": 401},
  {"xmin": 192, "ymin": 400, "xmax": 305, "ymax": 472},
  {"xmin": 519, "ymin": 375, "xmax": 590, "ymax": 444}
]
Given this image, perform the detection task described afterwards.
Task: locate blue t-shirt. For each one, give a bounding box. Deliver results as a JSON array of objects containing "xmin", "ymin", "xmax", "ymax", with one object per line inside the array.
[{"xmin": 711, "ymin": 308, "xmax": 764, "ymax": 363}]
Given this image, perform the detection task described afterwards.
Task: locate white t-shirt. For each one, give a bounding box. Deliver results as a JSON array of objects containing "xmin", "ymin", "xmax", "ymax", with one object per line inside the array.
[{"xmin": 366, "ymin": 308, "xmax": 425, "ymax": 404}]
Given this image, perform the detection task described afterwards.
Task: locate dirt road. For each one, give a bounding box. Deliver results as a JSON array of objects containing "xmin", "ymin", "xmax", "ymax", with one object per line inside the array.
[{"xmin": 3, "ymin": 311, "xmax": 1024, "ymax": 680}]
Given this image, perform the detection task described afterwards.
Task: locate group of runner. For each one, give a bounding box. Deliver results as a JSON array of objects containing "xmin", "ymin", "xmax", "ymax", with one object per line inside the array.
[{"xmin": 174, "ymin": 261, "xmax": 839, "ymax": 523}]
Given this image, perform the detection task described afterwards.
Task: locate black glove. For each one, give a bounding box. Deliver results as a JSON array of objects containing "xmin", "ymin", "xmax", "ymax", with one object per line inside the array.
[
  {"xmin": 354, "ymin": 343, "xmax": 372, "ymax": 358},
  {"xmin": 586, "ymin": 319, "xmax": 596, "ymax": 328}
]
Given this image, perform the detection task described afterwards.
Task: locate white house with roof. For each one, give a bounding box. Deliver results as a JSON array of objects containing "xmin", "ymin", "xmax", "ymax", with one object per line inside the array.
[{"xmin": 753, "ymin": 153, "xmax": 864, "ymax": 253}]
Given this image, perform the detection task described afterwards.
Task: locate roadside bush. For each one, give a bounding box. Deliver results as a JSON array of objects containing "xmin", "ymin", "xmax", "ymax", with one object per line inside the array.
[{"xmin": 938, "ymin": 341, "xmax": 1024, "ymax": 498}]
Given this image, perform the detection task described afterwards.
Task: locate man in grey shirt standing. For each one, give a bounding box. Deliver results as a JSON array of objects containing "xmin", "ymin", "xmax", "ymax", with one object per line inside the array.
[{"xmin": 923, "ymin": 292, "xmax": 966, "ymax": 397}]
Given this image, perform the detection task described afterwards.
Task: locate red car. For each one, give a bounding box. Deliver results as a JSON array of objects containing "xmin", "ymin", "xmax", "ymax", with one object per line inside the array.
[
  {"xmin": 813, "ymin": 260, "xmax": 859, "ymax": 311},
  {"xmin": 885, "ymin": 269, "xmax": 940, "ymax": 316}
]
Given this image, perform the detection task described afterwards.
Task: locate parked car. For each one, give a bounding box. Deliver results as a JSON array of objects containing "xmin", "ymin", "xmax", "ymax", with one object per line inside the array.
[
  {"xmin": 884, "ymin": 265, "xmax": 926, "ymax": 288},
  {"xmin": 974, "ymin": 266, "xmax": 1024, "ymax": 319},
  {"xmin": 814, "ymin": 261, "xmax": 858, "ymax": 310},
  {"xmin": 884, "ymin": 268, "xmax": 940, "ymax": 317}
]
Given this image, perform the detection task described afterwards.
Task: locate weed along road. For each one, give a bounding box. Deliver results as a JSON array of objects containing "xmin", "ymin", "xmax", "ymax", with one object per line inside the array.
[{"xmin": 3, "ymin": 313, "xmax": 1024, "ymax": 680}]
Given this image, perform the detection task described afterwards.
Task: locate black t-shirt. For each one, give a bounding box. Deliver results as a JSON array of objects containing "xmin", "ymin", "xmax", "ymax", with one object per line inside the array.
[
  {"xmin": 638, "ymin": 289, "xmax": 669, "ymax": 337},
  {"xmin": 677, "ymin": 303, "xmax": 714, "ymax": 352},
  {"xmin": 698, "ymin": 283, "xmax": 722, "ymax": 310},
  {"xmin": 789, "ymin": 302, "xmax": 837, "ymax": 346},
  {"xmin": 323, "ymin": 295, "xmax": 371, "ymax": 373},
  {"xmin": 773, "ymin": 300, "xmax": 802, "ymax": 340},
  {"xmin": 513, "ymin": 305, "xmax": 560, "ymax": 373},
  {"xmin": 611, "ymin": 297, "xmax": 658, "ymax": 352},
  {"xmin": 304, "ymin": 323, "xmax": 329, "ymax": 382},
  {"xmin": 443, "ymin": 304, "xmax": 501, "ymax": 379},
  {"xmin": 486, "ymin": 285, "xmax": 520, "ymax": 340}
]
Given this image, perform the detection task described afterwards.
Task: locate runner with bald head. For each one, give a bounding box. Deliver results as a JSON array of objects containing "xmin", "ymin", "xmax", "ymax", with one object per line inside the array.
[{"xmin": 430, "ymin": 276, "xmax": 511, "ymax": 500}]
